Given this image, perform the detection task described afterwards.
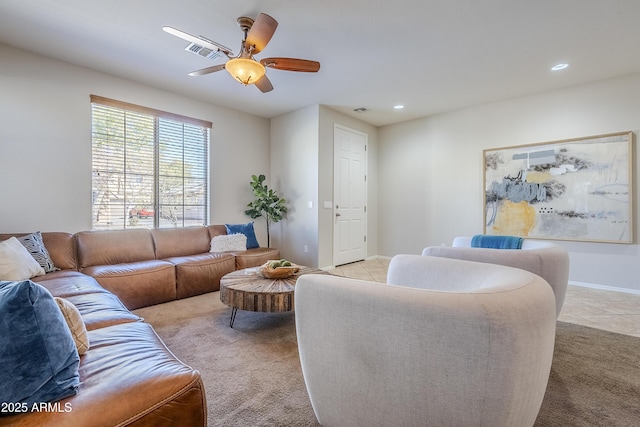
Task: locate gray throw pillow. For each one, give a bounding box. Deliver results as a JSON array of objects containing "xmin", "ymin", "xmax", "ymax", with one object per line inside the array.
[{"xmin": 17, "ymin": 231, "xmax": 58, "ymax": 273}]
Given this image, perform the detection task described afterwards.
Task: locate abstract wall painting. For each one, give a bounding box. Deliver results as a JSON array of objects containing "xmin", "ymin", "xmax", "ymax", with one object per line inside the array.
[{"xmin": 483, "ymin": 131, "xmax": 633, "ymax": 243}]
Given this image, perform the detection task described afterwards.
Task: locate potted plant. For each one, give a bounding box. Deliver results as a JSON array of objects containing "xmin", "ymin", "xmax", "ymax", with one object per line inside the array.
[{"xmin": 244, "ymin": 174, "xmax": 287, "ymax": 248}]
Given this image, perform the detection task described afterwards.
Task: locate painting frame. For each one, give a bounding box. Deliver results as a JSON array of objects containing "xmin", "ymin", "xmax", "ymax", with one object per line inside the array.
[{"xmin": 483, "ymin": 131, "xmax": 634, "ymax": 244}]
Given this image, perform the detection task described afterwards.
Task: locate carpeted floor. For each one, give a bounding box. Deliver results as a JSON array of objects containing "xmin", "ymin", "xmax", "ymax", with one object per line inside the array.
[
  {"xmin": 535, "ymin": 321, "xmax": 640, "ymax": 426},
  {"xmin": 135, "ymin": 292, "xmax": 640, "ymax": 427}
]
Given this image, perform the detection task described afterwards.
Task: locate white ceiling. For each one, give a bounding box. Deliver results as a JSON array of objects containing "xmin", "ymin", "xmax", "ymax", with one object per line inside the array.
[{"xmin": 1, "ymin": 0, "xmax": 640, "ymax": 126}]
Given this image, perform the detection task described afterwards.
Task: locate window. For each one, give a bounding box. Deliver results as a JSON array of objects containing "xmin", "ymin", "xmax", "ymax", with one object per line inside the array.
[{"xmin": 91, "ymin": 95, "xmax": 211, "ymax": 230}]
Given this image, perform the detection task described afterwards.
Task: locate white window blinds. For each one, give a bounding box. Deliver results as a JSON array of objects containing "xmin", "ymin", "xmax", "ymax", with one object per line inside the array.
[{"xmin": 90, "ymin": 95, "xmax": 211, "ymax": 230}]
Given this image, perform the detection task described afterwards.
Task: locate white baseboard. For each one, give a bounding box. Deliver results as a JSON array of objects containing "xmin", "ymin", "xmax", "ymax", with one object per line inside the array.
[
  {"xmin": 569, "ymin": 281, "xmax": 640, "ymax": 295},
  {"xmin": 367, "ymin": 255, "xmax": 392, "ymax": 260}
]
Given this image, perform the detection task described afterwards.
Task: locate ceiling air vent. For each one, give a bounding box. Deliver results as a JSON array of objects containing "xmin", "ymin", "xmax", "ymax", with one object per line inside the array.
[
  {"xmin": 185, "ymin": 43, "xmax": 223, "ymax": 61},
  {"xmin": 353, "ymin": 107, "xmax": 368, "ymax": 113}
]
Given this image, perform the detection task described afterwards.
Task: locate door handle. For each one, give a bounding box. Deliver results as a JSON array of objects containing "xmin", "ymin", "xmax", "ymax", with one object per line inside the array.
[{"xmin": 335, "ymin": 213, "xmax": 341, "ymax": 217}]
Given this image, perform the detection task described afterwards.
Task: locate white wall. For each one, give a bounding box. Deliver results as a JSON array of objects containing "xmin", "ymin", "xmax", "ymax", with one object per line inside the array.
[
  {"xmin": 0, "ymin": 43, "xmax": 270, "ymax": 234},
  {"xmin": 270, "ymin": 105, "xmax": 320, "ymax": 266},
  {"xmin": 379, "ymin": 73, "xmax": 640, "ymax": 292}
]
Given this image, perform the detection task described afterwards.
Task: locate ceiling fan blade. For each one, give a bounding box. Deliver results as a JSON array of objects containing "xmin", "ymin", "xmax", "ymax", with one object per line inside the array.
[
  {"xmin": 188, "ymin": 64, "xmax": 226, "ymax": 76},
  {"xmin": 255, "ymin": 75, "xmax": 274, "ymax": 93},
  {"xmin": 245, "ymin": 13, "xmax": 278, "ymax": 54},
  {"xmin": 163, "ymin": 26, "xmax": 233, "ymax": 56},
  {"xmin": 260, "ymin": 57, "xmax": 320, "ymax": 72}
]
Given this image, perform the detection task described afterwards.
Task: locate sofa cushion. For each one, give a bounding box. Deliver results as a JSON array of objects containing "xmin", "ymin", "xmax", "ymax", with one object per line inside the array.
[
  {"xmin": 61, "ymin": 291, "xmax": 142, "ymax": 331},
  {"xmin": 0, "ymin": 237, "xmax": 46, "ymax": 280},
  {"xmin": 164, "ymin": 253, "xmax": 236, "ymax": 298},
  {"xmin": 0, "ymin": 280, "xmax": 80, "ymax": 409},
  {"xmin": 83, "ymin": 260, "xmax": 177, "ymax": 310},
  {"xmin": 225, "ymin": 222, "xmax": 260, "ymax": 249},
  {"xmin": 151, "ymin": 226, "xmax": 212, "ymax": 259},
  {"xmin": 41, "ymin": 232, "xmax": 78, "ymax": 270},
  {"xmin": 33, "ymin": 271, "xmax": 111, "ymax": 298},
  {"xmin": 55, "ymin": 297, "xmax": 90, "ymax": 355},
  {"xmin": 31, "ymin": 272, "xmax": 142, "ymax": 329},
  {"xmin": 76, "ymin": 229, "xmax": 156, "ymax": 268}
]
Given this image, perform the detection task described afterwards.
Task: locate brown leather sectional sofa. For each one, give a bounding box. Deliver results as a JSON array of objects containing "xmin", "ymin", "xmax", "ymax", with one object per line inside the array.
[{"xmin": 0, "ymin": 225, "xmax": 279, "ymax": 426}]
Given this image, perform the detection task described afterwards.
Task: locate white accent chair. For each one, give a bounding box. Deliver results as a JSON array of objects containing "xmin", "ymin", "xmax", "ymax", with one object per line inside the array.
[
  {"xmin": 295, "ymin": 255, "xmax": 557, "ymax": 427},
  {"xmin": 422, "ymin": 237, "xmax": 569, "ymax": 317}
]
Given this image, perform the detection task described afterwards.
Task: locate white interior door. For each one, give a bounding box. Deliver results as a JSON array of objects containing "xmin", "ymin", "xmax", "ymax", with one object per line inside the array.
[{"xmin": 333, "ymin": 125, "xmax": 367, "ymax": 266}]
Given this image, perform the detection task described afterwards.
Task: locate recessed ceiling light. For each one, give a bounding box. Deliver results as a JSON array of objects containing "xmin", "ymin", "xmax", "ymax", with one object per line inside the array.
[
  {"xmin": 394, "ymin": 104, "xmax": 405, "ymax": 110},
  {"xmin": 551, "ymin": 63, "xmax": 569, "ymax": 71}
]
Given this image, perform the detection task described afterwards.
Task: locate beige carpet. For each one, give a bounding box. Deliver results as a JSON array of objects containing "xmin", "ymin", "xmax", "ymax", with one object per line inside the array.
[
  {"xmin": 135, "ymin": 292, "xmax": 318, "ymax": 427},
  {"xmin": 135, "ymin": 292, "xmax": 640, "ymax": 427},
  {"xmin": 535, "ymin": 321, "xmax": 640, "ymax": 426}
]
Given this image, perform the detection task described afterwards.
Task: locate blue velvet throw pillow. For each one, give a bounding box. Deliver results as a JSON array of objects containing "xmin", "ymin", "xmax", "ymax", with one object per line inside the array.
[
  {"xmin": 225, "ymin": 222, "xmax": 260, "ymax": 249},
  {"xmin": 0, "ymin": 280, "xmax": 80, "ymax": 412},
  {"xmin": 471, "ymin": 234, "xmax": 523, "ymax": 249}
]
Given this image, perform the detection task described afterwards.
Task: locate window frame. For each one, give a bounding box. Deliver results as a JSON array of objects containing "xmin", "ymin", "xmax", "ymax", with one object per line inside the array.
[{"xmin": 90, "ymin": 95, "xmax": 212, "ymax": 230}]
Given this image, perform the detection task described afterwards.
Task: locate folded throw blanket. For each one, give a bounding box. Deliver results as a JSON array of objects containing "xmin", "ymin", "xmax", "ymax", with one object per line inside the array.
[{"xmin": 471, "ymin": 234, "xmax": 523, "ymax": 249}]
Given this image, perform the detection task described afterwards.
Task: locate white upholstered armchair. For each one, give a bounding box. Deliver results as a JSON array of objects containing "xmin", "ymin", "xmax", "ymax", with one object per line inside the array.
[
  {"xmin": 295, "ymin": 255, "xmax": 557, "ymax": 427},
  {"xmin": 422, "ymin": 237, "xmax": 569, "ymax": 317}
]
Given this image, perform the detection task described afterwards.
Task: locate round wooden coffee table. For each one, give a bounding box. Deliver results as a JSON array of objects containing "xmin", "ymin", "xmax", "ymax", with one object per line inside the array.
[{"xmin": 220, "ymin": 266, "xmax": 328, "ymax": 327}]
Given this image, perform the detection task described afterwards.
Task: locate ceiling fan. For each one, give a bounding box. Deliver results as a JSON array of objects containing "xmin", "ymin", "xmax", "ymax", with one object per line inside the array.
[{"xmin": 163, "ymin": 13, "xmax": 320, "ymax": 93}]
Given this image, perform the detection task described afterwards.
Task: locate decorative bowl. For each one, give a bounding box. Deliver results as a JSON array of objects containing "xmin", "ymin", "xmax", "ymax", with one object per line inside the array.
[{"xmin": 259, "ymin": 262, "xmax": 300, "ymax": 279}]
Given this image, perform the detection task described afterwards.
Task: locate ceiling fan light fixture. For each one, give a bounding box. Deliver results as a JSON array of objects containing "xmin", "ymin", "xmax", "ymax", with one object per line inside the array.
[
  {"xmin": 166, "ymin": 13, "xmax": 319, "ymax": 93},
  {"xmin": 225, "ymin": 57, "xmax": 265, "ymax": 85}
]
